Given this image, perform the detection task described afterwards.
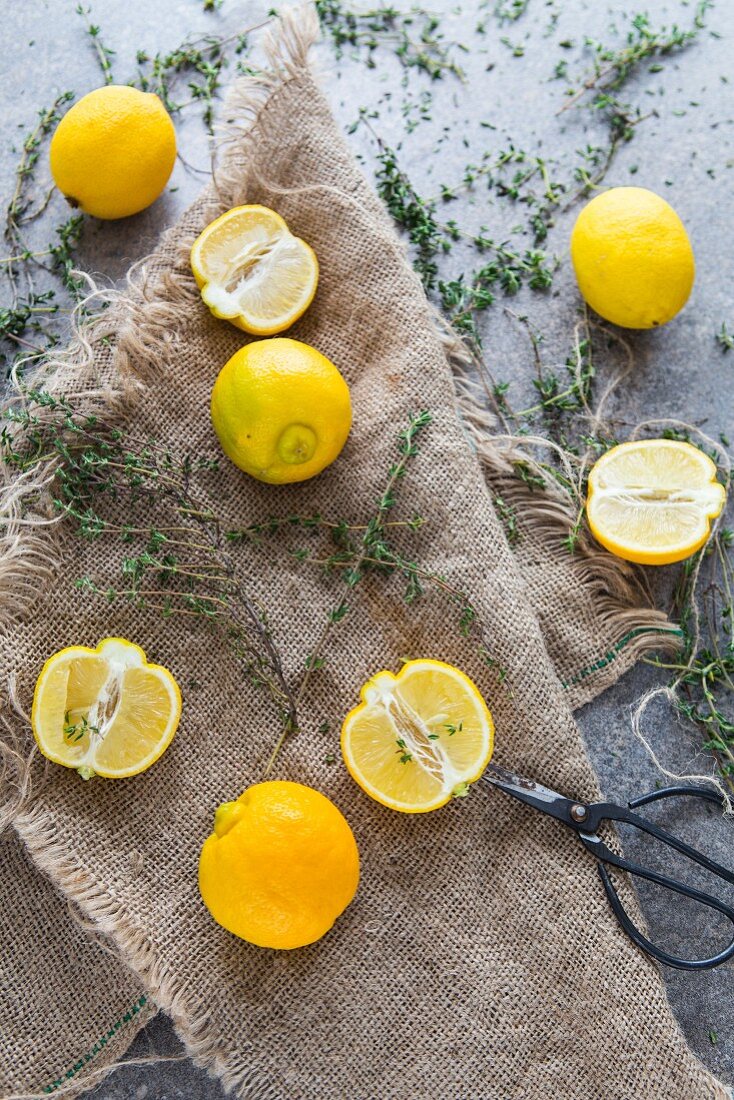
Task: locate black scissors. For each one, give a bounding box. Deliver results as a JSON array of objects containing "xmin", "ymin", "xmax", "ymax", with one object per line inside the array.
[{"xmin": 483, "ymin": 762, "xmax": 734, "ymax": 971}]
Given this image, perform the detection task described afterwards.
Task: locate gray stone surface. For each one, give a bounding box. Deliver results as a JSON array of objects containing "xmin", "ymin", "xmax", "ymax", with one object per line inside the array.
[{"xmin": 3, "ymin": 0, "xmax": 733, "ymax": 1095}]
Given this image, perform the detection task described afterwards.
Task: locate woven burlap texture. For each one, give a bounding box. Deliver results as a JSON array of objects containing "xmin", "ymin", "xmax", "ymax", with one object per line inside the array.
[{"xmin": 1, "ymin": 7, "xmax": 726, "ymax": 1099}]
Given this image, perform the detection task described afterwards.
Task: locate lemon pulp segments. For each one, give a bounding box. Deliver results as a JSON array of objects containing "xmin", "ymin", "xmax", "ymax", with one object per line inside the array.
[
  {"xmin": 586, "ymin": 439, "xmax": 726, "ymax": 565},
  {"xmin": 191, "ymin": 205, "xmax": 318, "ymax": 335},
  {"xmin": 341, "ymin": 659, "xmax": 494, "ymax": 813},
  {"xmin": 32, "ymin": 638, "xmax": 181, "ymax": 778}
]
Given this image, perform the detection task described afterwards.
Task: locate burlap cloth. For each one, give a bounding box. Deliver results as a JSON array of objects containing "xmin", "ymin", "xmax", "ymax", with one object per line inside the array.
[{"xmin": 1, "ymin": 7, "xmax": 727, "ymax": 1098}]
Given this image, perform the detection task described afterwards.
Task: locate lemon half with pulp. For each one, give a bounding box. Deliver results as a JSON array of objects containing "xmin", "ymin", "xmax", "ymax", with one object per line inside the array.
[
  {"xmin": 586, "ymin": 439, "xmax": 726, "ymax": 565},
  {"xmin": 191, "ymin": 205, "xmax": 319, "ymax": 335},
  {"xmin": 32, "ymin": 637, "xmax": 181, "ymax": 779},
  {"xmin": 341, "ymin": 659, "xmax": 494, "ymax": 813}
]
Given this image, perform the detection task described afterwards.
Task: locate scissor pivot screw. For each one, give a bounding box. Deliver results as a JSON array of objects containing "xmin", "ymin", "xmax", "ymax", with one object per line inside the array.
[{"xmin": 570, "ymin": 804, "xmax": 588, "ymax": 823}]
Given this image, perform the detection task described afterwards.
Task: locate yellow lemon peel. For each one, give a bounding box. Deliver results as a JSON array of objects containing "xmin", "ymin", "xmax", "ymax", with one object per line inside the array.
[
  {"xmin": 49, "ymin": 86, "xmax": 176, "ymax": 220},
  {"xmin": 570, "ymin": 187, "xmax": 694, "ymax": 329},
  {"xmin": 210, "ymin": 337, "xmax": 351, "ymax": 484},
  {"xmin": 199, "ymin": 781, "xmax": 360, "ymax": 949}
]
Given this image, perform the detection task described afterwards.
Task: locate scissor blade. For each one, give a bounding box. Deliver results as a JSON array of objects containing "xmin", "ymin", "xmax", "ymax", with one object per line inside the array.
[{"xmin": 482, "ymin": 761, "xmax": 578, "ymax": 825}]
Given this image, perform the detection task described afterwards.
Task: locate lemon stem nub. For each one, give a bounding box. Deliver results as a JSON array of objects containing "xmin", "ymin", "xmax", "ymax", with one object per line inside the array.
[
  {"xmin": 214, "ymin": 800, "xmax": 244, "ymax": 837},
  {"xmin": 277, "ymin": 424, "xmax": 317, "ymax": 465}
]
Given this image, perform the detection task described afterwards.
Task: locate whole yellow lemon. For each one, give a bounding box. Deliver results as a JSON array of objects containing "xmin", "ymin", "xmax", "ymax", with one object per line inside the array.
[
  {"xmin": 199, "ymin": 781, "xmax": 360, "ymax": 949},
  {"xmin": 49, "ymin": 85, "xmax": 176, "ymax": 220},
  {"xmin": 570, "ymin": 187, "xmax": 695, "ymax": 329},
  {"xmin": 210, "ymin": 338, "xmax": 352, "ymax": 484}
]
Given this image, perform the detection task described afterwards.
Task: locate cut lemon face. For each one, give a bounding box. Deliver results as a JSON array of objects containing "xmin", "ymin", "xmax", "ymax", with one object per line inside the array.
[
  {"xmin": 190, "ymin": 205, "xmax": 319, "ymax": 335},
  {"xmin": 341, "ymin": 659, "xmax": 494, "ymax": 813},
  {"xmin": 32, "ymin": 638, "xmax": 182, "ymax": 779},
  {"xmin": 586, "ymin": 439, "xmax": 726, "ymax": 566}
]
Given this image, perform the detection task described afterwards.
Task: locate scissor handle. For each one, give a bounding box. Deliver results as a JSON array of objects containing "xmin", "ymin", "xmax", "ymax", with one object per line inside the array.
[
  {"xmin": 579, "ymin": 797, "xmax": 734, "ymax": 971},
  {"xmin": 628, "ymin": 784, "xmax": 727, "ymax": 811},
  {"xmin": 583, "ymin": 799, "xmax": 734, "ymax": 886},
  {"xmin": 589, "ymin": 840, "xmax": 734, "ymax": 970}
]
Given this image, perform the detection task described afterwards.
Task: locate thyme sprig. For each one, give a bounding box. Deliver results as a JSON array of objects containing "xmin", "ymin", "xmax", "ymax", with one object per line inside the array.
[
  {"xmin": 4, "ymin": 92, "xmax": 75, "ymax": 305},
  {"xmin": 645, "ymin": 523, "xmax": 734, "ymax": 793},
  {"xmin": 63, "ymin": 711, "xmax": 100, "ymax": 744},
  {"xmin": 2, "ymin": 93, "xmax": 78, "ymax": 373},
  {"xmin": 76, "ymin": 4, "xmax": 116, "ymax": 84},
  {"xmin": 314, "ymin": 1, "xmax": 465, "ymax": 80},
  {"xmin": 373, "ymin": 141, "xmax": 446, "ymax": 289},
  {"xmin": 439, "ymin": 251, "xmax": 553, "ymax": 349},
  {"xmin": 716, "ymin": 324, "xmax": 734, "ymax": 354},
  {"xmin": 370, "ymin": 130, "xmax": 554, "ymax": 319},
  {"xmin": 558, "ymin": 8, "xmax": 710, "ymax": 198},
  {"xmin": 5, "ymin": 396, "xmax": 503, "ymax": 776},
  {"xmin": 134, "ymin": 24, "xmax": 263, "ymax": 130},
  {"xmin": 559, "ymin": 11, "xmax": 704, "ymax": 116},
  {"xmin": 262, "ymin": 409, "xmax": 434, "ymax": 774},
  {"xmin": 436, "ymin": 145, "xmax": 564, "ymax": 244}
]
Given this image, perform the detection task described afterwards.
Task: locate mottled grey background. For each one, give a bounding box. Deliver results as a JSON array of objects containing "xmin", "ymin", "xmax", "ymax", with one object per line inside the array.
[{"xmin": 3, "ymin": 0, "xmax": 733, "ymax": 1095}]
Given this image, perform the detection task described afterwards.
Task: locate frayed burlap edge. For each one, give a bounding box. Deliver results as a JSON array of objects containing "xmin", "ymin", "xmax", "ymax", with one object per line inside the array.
[
  {"xmin": 447, "ymin": 351, "xmax": 683, "ymax": 710},
  {"xmin": 13, "ymin": 794, "xmax": 282, "ymax": 1099},
  {"xmin": 0, "ymin": 5, "xmax": 316, "ymax": 637},
  {"xmin": 0, "ymin": 0, "xmax": 680, "ymax": 713}
]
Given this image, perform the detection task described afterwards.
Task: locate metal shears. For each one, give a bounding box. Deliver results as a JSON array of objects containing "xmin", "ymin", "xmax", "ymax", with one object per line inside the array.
[{"xmin": 483, "ymin": 762, "xmax": 734, "ymax": 971}]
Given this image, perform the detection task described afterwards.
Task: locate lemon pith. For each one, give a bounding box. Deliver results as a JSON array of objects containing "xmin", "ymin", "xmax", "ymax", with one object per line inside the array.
[
  {"xmin": 199, "ymin": 781, "xmax": 360, "ymax": 949},
  {"xmin": 341, "ymin": 659, "xmax": 494, "ymax": 813},
  {"xmin": 31, "ymin": 637, "xmax": 181, "ymax": 779},
  {"xmin": 49, "ymin": 86, "xmax": 176, "ymax": 220},
  {"xmin": 191, "ymin": 205, "xmax": 319, "ymax": 334},
  {"xmin": 586, "ymin": 439, "xmax": 726, "ymax": 565},
  {"xmin": 210, "ymin": 338, "xmax": 352, "ymax": 484},
  {"xmin": 570, "ymin": 187, "xmax": 695, "ymax": 329}
]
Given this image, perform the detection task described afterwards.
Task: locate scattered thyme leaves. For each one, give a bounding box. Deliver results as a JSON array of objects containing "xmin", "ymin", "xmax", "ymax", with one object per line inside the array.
[
  {"xmin": 3, "ymin": 388, "xmax": 298, "ymax": 750},
  {"xmin": 716, "ymin": 323, "xmax": 734, "ymax": 353},
  {"xmin": 493, "ymin": 0, "xmax": 530, "ymax": 23},
  {"xmin": 559, "ymin": 8, "xmax": 710, "ymax": 197},
  {"xmin": 135, "ymin": 31, "xmax": 251, "ymax": 130},
  {"xmin": 396, "ymin": 737, "xmax": 413, "ymax": 763},
  {"xmin": 315, "ymin": 1, "xmax": 465, "ymax": 80},
  {"xmin": 63, "ymin": 711, "xmax": 100, "ymax": 743}
]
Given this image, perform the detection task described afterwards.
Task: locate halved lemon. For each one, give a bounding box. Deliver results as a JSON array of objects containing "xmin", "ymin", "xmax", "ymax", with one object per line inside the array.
[
  {"xmin": 190, "ymin": 205, "xmax": 319, "ymax": 335},
  {"xmin": 31, "ymin": 637, "xmax": 182, "ymax": 779},
  {"xmin": 341, "ymin": 659, "xmax": 494, "ymax": 813},
  {"xmin": 586, "ymin": 439, "xmax": 726, "ymax": 565}
]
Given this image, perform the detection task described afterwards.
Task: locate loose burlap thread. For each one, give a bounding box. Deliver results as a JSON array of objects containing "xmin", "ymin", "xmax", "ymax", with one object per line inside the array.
[{"xmin": 1, "ymin": 7, "xmax": 727, "ymax": 1098}]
